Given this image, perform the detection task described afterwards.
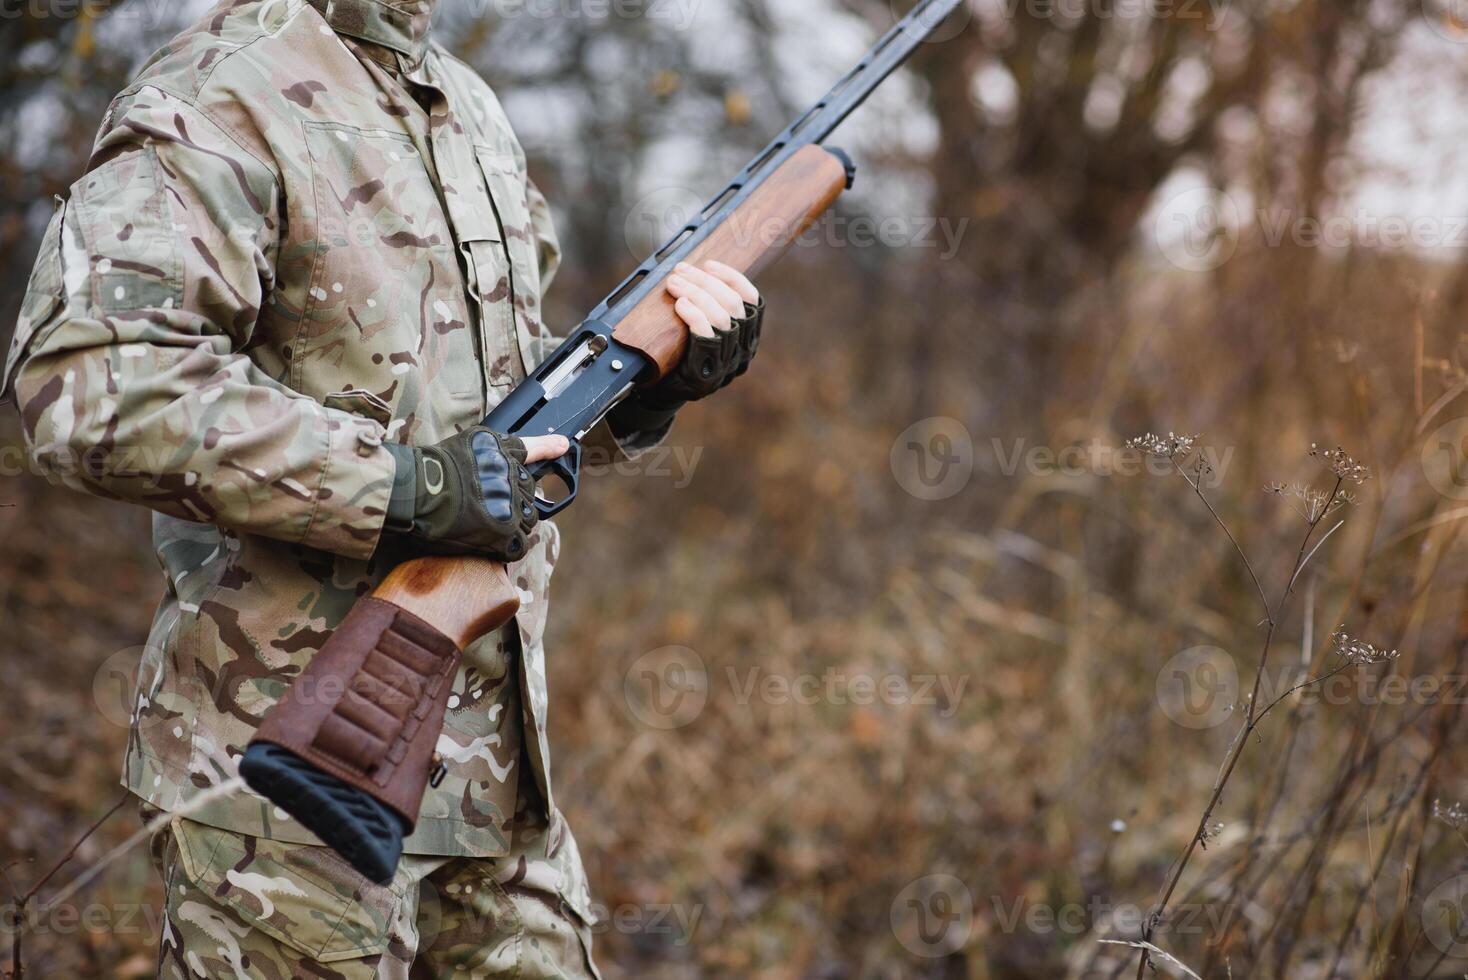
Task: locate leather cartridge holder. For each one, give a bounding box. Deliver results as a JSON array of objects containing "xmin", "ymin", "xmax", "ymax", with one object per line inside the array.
[{"xmin": 251, "ymin": 597, "xmax": 461, "ymax": 827}]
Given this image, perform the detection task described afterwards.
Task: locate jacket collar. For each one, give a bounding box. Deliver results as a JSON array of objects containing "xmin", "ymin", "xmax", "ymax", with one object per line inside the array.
[{"xmin": 310, "ymin": 0, "xmax": 436, "ymax": 63}]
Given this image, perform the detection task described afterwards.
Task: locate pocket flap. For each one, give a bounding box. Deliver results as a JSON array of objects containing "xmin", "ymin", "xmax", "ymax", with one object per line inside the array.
[
  {"xmin": 473, "ymin": 148, "xmax": 532, "ymax": 237},
  {"xmin": 324, "ymin": 387, "xmax": 394, "ymax": 426},
  {"xmin": 172, "ymin": 817, "xmax": 404, "ymax": 963},
  {"xmin": 474, "ymin": 148, "xmax": 518, "ymax": 177},
  {"xmin": 453, "ymin": 208, "xmax": 502, "ymax": 246},
  {"xmin": 442, "ymin": 148, "xmax": 509, "ymax": 246}
]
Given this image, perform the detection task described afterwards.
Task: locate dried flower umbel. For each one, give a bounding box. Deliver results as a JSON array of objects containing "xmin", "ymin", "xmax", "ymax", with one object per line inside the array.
[
  {"xmin": 1265, "ymin": 482, "xmax": 1354, "ymax": 523},
  {"xmin": 1433, "ymin": 799, "xmax": 1467, "ymax": 831},
  {"xmin": 1261, "ymin": 443, "xmax": 1367, "ymax": 523},
  {"xmin": 1309, "ymin": 444, "xmax": 1371, "ymax": 485},
  {"xmin": 1126, "ymin": 432, "xmax": 1199, "ymax": 460},
  {"xmin": 1331, "ymin": 627, "xmax": 1399, "ymax": 666}
]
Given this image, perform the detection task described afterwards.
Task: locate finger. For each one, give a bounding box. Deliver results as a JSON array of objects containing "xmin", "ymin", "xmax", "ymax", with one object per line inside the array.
[
  {"xmin": 674, "ymin": 262, "xmax": 745, "ymax": 317},
  {"xmin": 499, "ymin": 434, "xmax": 529, "ymax": 465},
  {"xmin": 668, "ymin": 276, "xmax": 733, "ymax": 332},
  {"xmin": 522, "ymin": 434, "xmax": 571, "ymax": 464},
  {"xmin": 673, "ymin": 296, "xmax": 716, "ymax": 338},
  {"xmin": 703, "ymin": 260, "xmax": 759, "ymax": 305}
]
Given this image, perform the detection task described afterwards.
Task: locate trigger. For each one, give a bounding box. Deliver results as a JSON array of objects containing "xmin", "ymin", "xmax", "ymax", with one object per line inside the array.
[{"xmin": 530, "ymin": 441, "xmax": 582, "ymax": 519}]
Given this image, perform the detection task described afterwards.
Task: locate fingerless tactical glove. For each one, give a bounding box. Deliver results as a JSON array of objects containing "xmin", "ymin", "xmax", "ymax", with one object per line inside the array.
[
  {"xmin": 610, "ymin": 297, "xmax": 765, "ymax": 434},
  {"xmin": 384, "ymin": 428, "xmax": 539, "ymax": 561}
]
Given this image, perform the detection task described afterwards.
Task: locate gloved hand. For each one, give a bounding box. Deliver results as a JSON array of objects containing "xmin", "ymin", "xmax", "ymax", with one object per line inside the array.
[
  {"xmin": 610, "ymin": 260, "xmax": 764, "ymax": 435},
  {"xmin": 384, "ymin": 429, "xmax": 569, "ymax": 561}
]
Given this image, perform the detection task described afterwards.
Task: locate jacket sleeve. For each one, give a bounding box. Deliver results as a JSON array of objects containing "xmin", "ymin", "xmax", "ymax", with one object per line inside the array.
[
  {"xmin": 3, "ymin": 87, "xmax": 396, "ymax": 560},
  {"xmin": 526, "ymin": 176, "xmax": 562, "ymax": 296}
]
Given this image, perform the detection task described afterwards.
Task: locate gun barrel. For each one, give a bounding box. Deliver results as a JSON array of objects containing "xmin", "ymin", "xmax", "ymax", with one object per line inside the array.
[
  {"xmin": 586, "ymin": 0, "xmax": 967, "ymax": 329},
  {"xmin": 488, "ymin": 0, "xmax": 967, "ymax": 462}
]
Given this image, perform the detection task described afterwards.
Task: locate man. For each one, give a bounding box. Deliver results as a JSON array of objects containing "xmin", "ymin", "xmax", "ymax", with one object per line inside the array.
[{"xmin": 2, "ymin": 0, "xmax": 762, "ymax": 975}]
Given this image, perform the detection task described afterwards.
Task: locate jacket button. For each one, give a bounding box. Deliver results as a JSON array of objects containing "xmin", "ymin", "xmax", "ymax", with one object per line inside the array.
[{"xmin": 356, "ymin": 428, "xmax": 384, "ymax": 458}]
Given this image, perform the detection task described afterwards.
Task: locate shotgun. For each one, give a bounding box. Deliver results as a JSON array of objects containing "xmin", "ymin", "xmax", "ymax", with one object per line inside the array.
[{"xmin": 241, "ymin": 0, "xmax": 968, "ymax": 883}]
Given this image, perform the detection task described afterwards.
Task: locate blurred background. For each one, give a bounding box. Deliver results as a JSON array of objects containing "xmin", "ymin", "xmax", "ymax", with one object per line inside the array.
[{"xmin": 4, "ymin": 0, "xmax": 1468, "ymax": 976}]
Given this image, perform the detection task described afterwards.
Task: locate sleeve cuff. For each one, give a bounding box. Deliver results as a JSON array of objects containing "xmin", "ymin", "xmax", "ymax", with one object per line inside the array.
[
  {"xmin": 298, "ymin": 415, "xmax": 398, "ymax": 560},
  {"xmin": 608, "ymin": 397, "xmax": 681, "ymax": 438},
  {"xmin": 383, "ymin": 442, "xmax": 418, "ymax": 533}
]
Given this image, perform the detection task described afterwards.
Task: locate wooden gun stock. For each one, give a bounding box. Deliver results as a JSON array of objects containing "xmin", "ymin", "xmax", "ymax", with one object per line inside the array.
[
  {"xmin": 241, "ymin": 553, "xmax": 523, "ymax": 882},
  {"xmin": 375, "ymin": 556, "xmax": 520, "ymax": 649}
]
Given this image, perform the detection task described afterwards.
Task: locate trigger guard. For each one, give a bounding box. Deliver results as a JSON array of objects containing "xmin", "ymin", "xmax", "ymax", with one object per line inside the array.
[{"xmin": 529, "ymin": 440, "xmax": 582, "ymax": 519}]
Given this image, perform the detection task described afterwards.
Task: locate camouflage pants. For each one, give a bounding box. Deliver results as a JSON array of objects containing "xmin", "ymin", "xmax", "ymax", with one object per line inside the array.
[{"xmin": 144, "ymin": 809, "xmax": 601, "ymax": 979}]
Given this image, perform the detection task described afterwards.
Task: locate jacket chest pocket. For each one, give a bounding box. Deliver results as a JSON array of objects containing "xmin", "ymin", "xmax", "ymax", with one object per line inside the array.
[
  {"xmin": 464, "ymin": 147, "xmax": 548, "ymax": 389},
  {"xmin": 293, "ymin": 122, "xmax": 483, "ymax": 411}
]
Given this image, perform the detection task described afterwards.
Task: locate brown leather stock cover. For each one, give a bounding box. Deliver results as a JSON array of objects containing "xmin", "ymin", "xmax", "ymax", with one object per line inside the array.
[{"xmin": 251, "ymin": 597, "xmax": 462, "ymax": 828}]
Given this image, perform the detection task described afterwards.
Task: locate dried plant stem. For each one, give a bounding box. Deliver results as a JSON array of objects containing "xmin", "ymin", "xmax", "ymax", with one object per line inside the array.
[
  {"xmin": 1171, "ymin": 461, "xmax": 1272, "ymax": 620},
  {"xmin": 40, "ymin": 777, "xmax": 245, "ymax": 915},
  {"xmin": 1249, "ymin": 660, "xmax": 1353, "ymax": 727},
  {"xmin": 6, "ymin": 777, "xmax": 245, "ymax": 979},
  {"xmin": 1132, "ymin": 472, "xmax": 1344, "ymax": 979},
  {"xmin": 6, "ymin": 792, "xmax": 129, "ymax": 980},
  {"xmin": 1210, "ymin": 505, "xmax": 1459, "ymax": 974},
  {"xmin": 1322, "ymin": 758, "xmax": 1434, "ymax": 979},
  {"xmin": 1200, "ymin": 686, "xmax": 1445, "ymax": 976},
  {"xmin": 1260, "ymin": 726, "xmax": 1377, "ymax": 971}
]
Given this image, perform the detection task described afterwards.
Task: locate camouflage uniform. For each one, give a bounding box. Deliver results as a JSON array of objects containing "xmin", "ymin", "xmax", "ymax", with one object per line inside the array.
[
  {"xmin": 145, "ymin": 761, "xmax": 598, "ymax": 978},
  {"xmin": 5, "ymin": 0, "xmax": 613, "ymax": 971}
]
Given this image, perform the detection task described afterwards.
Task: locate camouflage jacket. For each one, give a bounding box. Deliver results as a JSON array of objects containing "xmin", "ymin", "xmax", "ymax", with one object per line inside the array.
[{"xmin": 4, "ymin": 0, "xmax": 597, "ymax": 857}]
